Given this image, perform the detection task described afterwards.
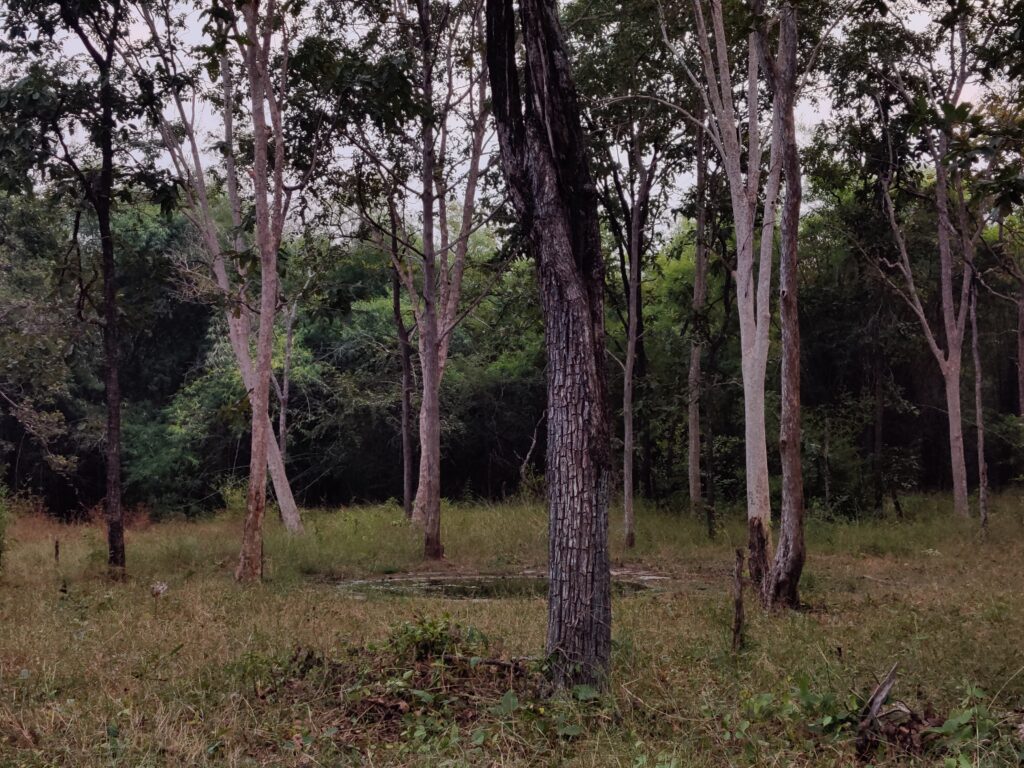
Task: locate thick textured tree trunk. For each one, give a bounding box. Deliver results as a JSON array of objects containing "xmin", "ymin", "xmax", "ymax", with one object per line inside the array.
[
  {"xmin": 688, "ymin": 125, "xmax": 709, "ymax": 518},
  {"xmin": 487, "ymin": 0, "xmax": 612, "ymax": 688},
  {"xmin": 943, "ymin": 365, "xmax": 969, "ymax": 519},
  {"xmin": 411, "ymin": 0, "xmax": 443, "ymax": 559},
  {"xmin": 970, "ymin": 282, "xmax": 988, "ymax": 528},
  {"xmin": 393, "ymin": 269, "xmax": 415, "ymax": 519},
  {"xmin": 766, "ymin": 3, "xmax": 804, "ymax": 609}
]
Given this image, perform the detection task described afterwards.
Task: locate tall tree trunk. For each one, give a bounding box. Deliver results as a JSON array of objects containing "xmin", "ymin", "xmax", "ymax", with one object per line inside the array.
[
  {"xmin": 393, "ymin": 268, "xmax": 415, "ymax": 519},
  {"xmin": 217, "ymin": 50, "xmax": 302, "ymax": 536},
  {"xmin": 622, "ymin": 143, "xmax": 654, "ymax": 550},
  {"xmin": 487, "ymin": 0, "xmax": 612, "ymax": 688},
  {"xmin": 236, "ymin": 2, "xmax": 279, "ymax": 582},
  {"xmin": 684, "ymin": 0, "xmax": 781, "ymax": 587},
  {"xmin": 970, "ymin": 281, "xmax": 988, "ymax": 528},
  {"xmin": 96, "ymin": 53, "xmax": 124, "ymax": 574},
  {"xmin": 688, "ymin": 123, "xmax": 709, "ymax": 519},
  {"xmin": 872, "ymin": 328, "xmax": 885, "ymax": 513},
  {"xmin": 1017, "ymin": 289, "xmax": 1024, "ymax": 417},
  {"xmin": 766, "ymin": 2, "xmax": 805, "ymax": 608},
  {"xmin": 98, "ymin": 200, "xmax": 124, "ymax": 574},
  {"xmin": 411, "ymin": 0, "xmax": 443, "ymax": 559},
  {"xmin": 943, "ymin": 365, "xmax": 969, "ymax": 518}
]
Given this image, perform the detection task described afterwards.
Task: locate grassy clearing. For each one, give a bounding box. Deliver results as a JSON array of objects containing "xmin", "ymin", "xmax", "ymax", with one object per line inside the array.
[{"xmin": 1, "ymin": 495, "xmax": 1023, "ymax": 766}]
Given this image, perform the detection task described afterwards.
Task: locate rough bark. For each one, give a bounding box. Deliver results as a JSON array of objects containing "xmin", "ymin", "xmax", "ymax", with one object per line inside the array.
[
  {"xmin": 970, "ymin": 280, "xmax": 988, "ymax": 528},
  {"xmin": 487, "ymin": 0, "xmax": 612, "ymax": 688},
  {"xmin": 688, "ymin": 124, "xmax": 709, "ymax": 519},
  {"xmin": 765, "ymin": 3, "xmax": 805, "ymax": 609}
]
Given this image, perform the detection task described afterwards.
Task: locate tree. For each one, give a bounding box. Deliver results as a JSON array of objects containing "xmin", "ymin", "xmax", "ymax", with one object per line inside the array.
[
  {"xmin": 486, "ymin": 0, "xmax": 612, "ymax": 687},
  {"xmin": 350, "ymin": 0, "xmax": 490, "ymax": 558},
  {"xmin": 661, "ymin": 0, "xmax": 783, "ymax": 585},
  {"xmin": 566, "ymin": 0, "xmax": 689, "ymax": 548},
  {"xmin": 869, "ymin": 8, "xmax": 1002, "ymax": 518},
  {"xmin": 761, "ymin": 1, "xmax": 805, "ymax": 608},
  {"xmin": 0, "ymin": 0, "xmax": 142, "ymax": 573}
]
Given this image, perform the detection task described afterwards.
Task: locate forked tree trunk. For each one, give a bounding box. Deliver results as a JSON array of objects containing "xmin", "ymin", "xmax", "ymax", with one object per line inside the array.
[
  {"xmin": 217, "ymin": 49, "xmax": 302, "ymax": 536},
  {"xmin": 970, "ymin": 281, "xmax": 988, "ymax": 528},
  {"xmin": 236, "ymin": 1, "xmax": 280, "ymax": 582},
  {"xmin": 487, "ymin": 0, "xmax": 612, "ymax": 688},
  {"xmin": 688, "ymin": 124, "xmax": 709, "ymax": 519},
  {"xmin": 765, "ymin": 2, "xmax": 805, "ymax": 608},
  {"xmin": 685, "ymin": 0, "xmax": 781, "ymax": 587}
]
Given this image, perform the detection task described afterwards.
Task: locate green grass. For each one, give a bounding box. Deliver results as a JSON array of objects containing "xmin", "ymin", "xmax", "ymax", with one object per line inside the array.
[{"xmin": 1, "ymin": 494, "xmax": 1023, "ymax": 766}]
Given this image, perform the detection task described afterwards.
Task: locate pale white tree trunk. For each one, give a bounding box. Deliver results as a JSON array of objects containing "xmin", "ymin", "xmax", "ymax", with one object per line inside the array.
[
  {"xmin": 131, "ymin": 6, "xmax": 303, "ymax": 536},
  {"xmin": 676, "ymin": 0, "xmax": 781, "ymax": 585},
  {"xmin": 404, "ymin": 4, "xmax": 489, "ymax": 559}
]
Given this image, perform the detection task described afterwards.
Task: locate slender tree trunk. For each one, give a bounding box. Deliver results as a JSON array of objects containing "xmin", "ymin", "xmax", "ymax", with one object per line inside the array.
[
  {"xmin": 278, "ymin": 302, "xmax": 297, "ymax": 463},
  {"xmin": 766, "ymin": 2, "xmax": 805, "ymax": 608},
  {"xmin": 688, "ymin": 124, "xmax": 709, "ymax": 518},
  {"xmin": 970, "ymin": 281, "xmax": 988, "ymax": 528},
  {"xmin": 872, "ymin": 334, "xmax": 885, "ymax": 513},
  {"xmin": 704, "ymin": 413, "xmax": 716, "ymax": 538},
  {"xmin": 623, "ymin": 143, "xmax": 654, "ymax": 550},
  {"xmin": 393, "ymin": 269, "xmax": 415, "ymax": 518},
  {"xmin": 98, "ymin": 201, "xmax": 124, "ymax": 574},
  {"xmin": 95, "ymin": 56, "xmax": 124, "ymax": 575},
  {"xmin": 487, "ymin": 0, "xmax": 612, "ymax": 688},
  {"xmin": 943, "ymin": 364, "xmax": 969, "ymax": 518},
  {"xmin": 216, "ymin": 49, "xmax": 302, "ymax": 536},
  {"xmin": 236, "ymin": 2, "xmax": 279, "ymax": 581},
  {"xmin": 1017, "ymin": 290, "xmax": 1024, "ymax": 417},
  {"xmin": 411, "ymin": 0, "xmax": 443, "ymax": 559}
]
